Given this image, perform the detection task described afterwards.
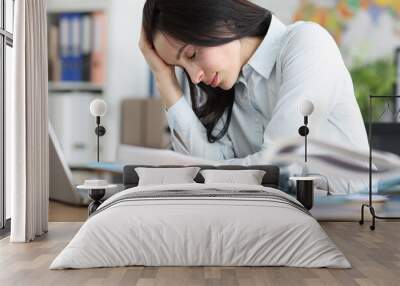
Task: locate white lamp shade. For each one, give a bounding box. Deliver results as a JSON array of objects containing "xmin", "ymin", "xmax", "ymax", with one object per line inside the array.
[
  {"xmin": 299, "ymin": 99, "xmax": 314, "ymax": 116},
  {"xmin": 90, "ymin": 99, "xmax": 107, "ymax": 117}
]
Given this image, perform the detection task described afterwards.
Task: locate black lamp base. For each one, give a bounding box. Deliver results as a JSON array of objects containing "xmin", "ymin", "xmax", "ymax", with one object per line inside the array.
[
  {"xmin": 296, "ymin": 180, "xmax": 314, "ymax": 210},
  {"xmin": 88, "ymin": 188, "xmax": 106, "ymax": 215}
]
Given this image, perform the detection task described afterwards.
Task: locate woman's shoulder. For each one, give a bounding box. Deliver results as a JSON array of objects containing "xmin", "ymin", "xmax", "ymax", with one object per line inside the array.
[
  {"xmin": 284, "ymin": 20, "xmax": 336, "ymax": 48},
  {"xmin": 278, "ymin": 20, "xmax": 340, "ymax": 61}
]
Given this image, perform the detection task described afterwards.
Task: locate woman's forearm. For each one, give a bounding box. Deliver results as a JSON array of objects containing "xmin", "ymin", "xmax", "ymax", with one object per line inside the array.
[{"xmin": 155, "ymin": 73, "xmax": 183, "ymax": 109}]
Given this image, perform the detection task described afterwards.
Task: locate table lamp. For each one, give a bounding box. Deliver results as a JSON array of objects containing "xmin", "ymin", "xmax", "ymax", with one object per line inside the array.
[
  {"xmin": 77, "ymin": 99, "xmax": 110, "ymax": 215},
  {"xmin": 289, "ymin": 99, "xmax": 315, "ymax": 210},
  {"xmin": 298, "ymin": 99, "xmax": 314, "ymax": 163},
  {"xmin": 90, "ymin": 99, "xmax": 107, "ymax": 162}
]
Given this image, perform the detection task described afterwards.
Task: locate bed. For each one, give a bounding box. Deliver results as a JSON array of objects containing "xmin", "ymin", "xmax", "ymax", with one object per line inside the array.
[{"xmin": 50, "ymin": 165, "xmax": 350, "ymax": 269}]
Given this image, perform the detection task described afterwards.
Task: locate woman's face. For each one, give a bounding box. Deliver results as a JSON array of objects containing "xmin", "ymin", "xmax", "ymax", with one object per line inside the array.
[{"xmin": 153, "ymin": 31, "xmax": 243, "ymax": 90}]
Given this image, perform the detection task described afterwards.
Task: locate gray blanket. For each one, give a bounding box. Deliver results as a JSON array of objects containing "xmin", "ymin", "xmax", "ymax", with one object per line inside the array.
[{"xmin": 92, "ymin": 189, "xmax": 310, "ymax": 217}]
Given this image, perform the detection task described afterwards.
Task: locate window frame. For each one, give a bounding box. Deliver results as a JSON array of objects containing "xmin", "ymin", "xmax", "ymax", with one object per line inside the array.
[{"xmin": 0, "ymin": 0, "xmax": 14, "ymax": 234}]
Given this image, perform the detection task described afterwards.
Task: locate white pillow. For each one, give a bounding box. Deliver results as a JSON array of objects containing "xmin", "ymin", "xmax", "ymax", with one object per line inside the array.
[
  {"xmin": 135, "ymin": 167, "xmax": 201, "ymax": 186},
  {"xmin": 200, "ymin": 169, "xmax": 266, "ymax": 185}
]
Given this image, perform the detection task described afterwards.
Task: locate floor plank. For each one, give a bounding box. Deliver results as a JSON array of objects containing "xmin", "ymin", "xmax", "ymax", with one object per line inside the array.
[
  {"xmin": 1, "ymin": 222, "xmax": 399, "ymax": 286},
  {"xmin": 49, "ymin": 200, "xmax": 88, "ymax": 222}
]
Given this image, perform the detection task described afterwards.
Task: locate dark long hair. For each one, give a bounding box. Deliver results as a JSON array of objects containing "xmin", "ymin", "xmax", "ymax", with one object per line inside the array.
[{"xmin": 143, "ymin": 0, "xmax": 272, "ymax": 143}]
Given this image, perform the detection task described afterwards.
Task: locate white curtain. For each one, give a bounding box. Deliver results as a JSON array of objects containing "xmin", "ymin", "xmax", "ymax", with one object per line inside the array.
[{"xmin": 6, "ymin": 0, "xmax": 49, "ymax": 242}]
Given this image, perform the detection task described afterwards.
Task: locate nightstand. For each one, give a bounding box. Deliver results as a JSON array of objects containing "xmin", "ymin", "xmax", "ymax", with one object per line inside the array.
[
  {"xmin": 289, "ymin": 176, "xmax": 319, "ymax": 210},
  {"xmin": 77, "ymin": 180, "xmax": 123, "ymax": 215}
]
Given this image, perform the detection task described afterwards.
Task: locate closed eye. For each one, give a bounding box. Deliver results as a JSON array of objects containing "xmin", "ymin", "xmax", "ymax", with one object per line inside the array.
[{"xmin": 188, "ymin": 51, "xmax": 197, "ymax": 60}]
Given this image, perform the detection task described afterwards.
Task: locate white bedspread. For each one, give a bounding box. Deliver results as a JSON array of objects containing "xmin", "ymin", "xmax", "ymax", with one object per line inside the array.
[{"xmin": 50, "ymin": 183, "xmax": 350, "ymax": 269}]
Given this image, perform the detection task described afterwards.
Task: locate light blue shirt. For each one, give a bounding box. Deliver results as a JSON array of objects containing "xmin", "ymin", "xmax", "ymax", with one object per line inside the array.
[{"xmin": 165, "ymin": 15, "xmax": 369, "ymax": 193}]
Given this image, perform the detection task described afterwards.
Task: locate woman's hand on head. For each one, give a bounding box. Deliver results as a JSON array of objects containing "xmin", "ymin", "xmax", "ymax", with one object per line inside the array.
[
  {"xmin": 139, "ymin": 28, "xmax": 176, "ymax": 83},
  {"xmin": 139, "ymin": 27, "xmax": 182, "ymax": 108}
]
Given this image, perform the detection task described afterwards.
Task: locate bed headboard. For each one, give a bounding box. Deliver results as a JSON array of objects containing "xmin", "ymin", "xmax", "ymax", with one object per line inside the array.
[{"xmin": 123, "ymin": 165, "xmax": 280, "ymax": 189}]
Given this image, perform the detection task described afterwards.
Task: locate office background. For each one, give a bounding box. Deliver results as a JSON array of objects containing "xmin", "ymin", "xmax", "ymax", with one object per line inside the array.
[{"xmin": 46, "ymin": 0, "xmax": 400, "ymax": 164}]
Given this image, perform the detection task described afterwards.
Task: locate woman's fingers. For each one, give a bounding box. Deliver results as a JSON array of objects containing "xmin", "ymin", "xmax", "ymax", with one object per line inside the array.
[
  {"xmin": 139, "ymin": 27, "xmax": 157, "ymax": 62},
  {"xmin": 139, "ymin": 27, "xmax": 170, "ymax": 74},
  {"xmin": 138, "ymin": 28, "xmax": 182, "ymax": 107},
  {"xmin": 138, "ymin": 27, "xmax": 152, "ymax": 52}
]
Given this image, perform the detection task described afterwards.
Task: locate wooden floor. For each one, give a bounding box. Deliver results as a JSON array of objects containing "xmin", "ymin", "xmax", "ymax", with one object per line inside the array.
[
  {"xmin": 49, "ymin": 200, "xmax": 88, "ymax": 222},
  {"xmin": 1, "ymin": 221, "xmax": 399, "ymax": 286}
]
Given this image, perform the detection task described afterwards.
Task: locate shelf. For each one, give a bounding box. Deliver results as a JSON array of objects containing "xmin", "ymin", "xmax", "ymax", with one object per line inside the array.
[
  {"xmin": 47, "ymin": 0, "xmax": 109, "ymax": 13},
  {"xmin": 49, "ymin": 81, "xmax": 103, "ymax": 93}
]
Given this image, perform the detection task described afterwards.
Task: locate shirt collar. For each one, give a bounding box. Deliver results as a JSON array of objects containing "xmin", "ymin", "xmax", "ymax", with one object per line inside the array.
[{"xmin": 240, "ymin": 15, "xmax": 287, "ymax": 81}]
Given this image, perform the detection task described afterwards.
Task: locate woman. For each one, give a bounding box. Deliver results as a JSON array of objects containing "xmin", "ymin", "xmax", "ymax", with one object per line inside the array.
[{"xmin": 139, "ymin": 0, "xmax": 369, "ymax": 193}]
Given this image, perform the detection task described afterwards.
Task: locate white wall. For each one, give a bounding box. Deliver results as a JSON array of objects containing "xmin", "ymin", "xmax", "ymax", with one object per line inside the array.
[
  {"xmin": 251, "ymin": 0, "xmax": 299, "ymax": 24},
  {"xmin": 103, "ymin": 0, "xmax": 149, "ymax": 162}
]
